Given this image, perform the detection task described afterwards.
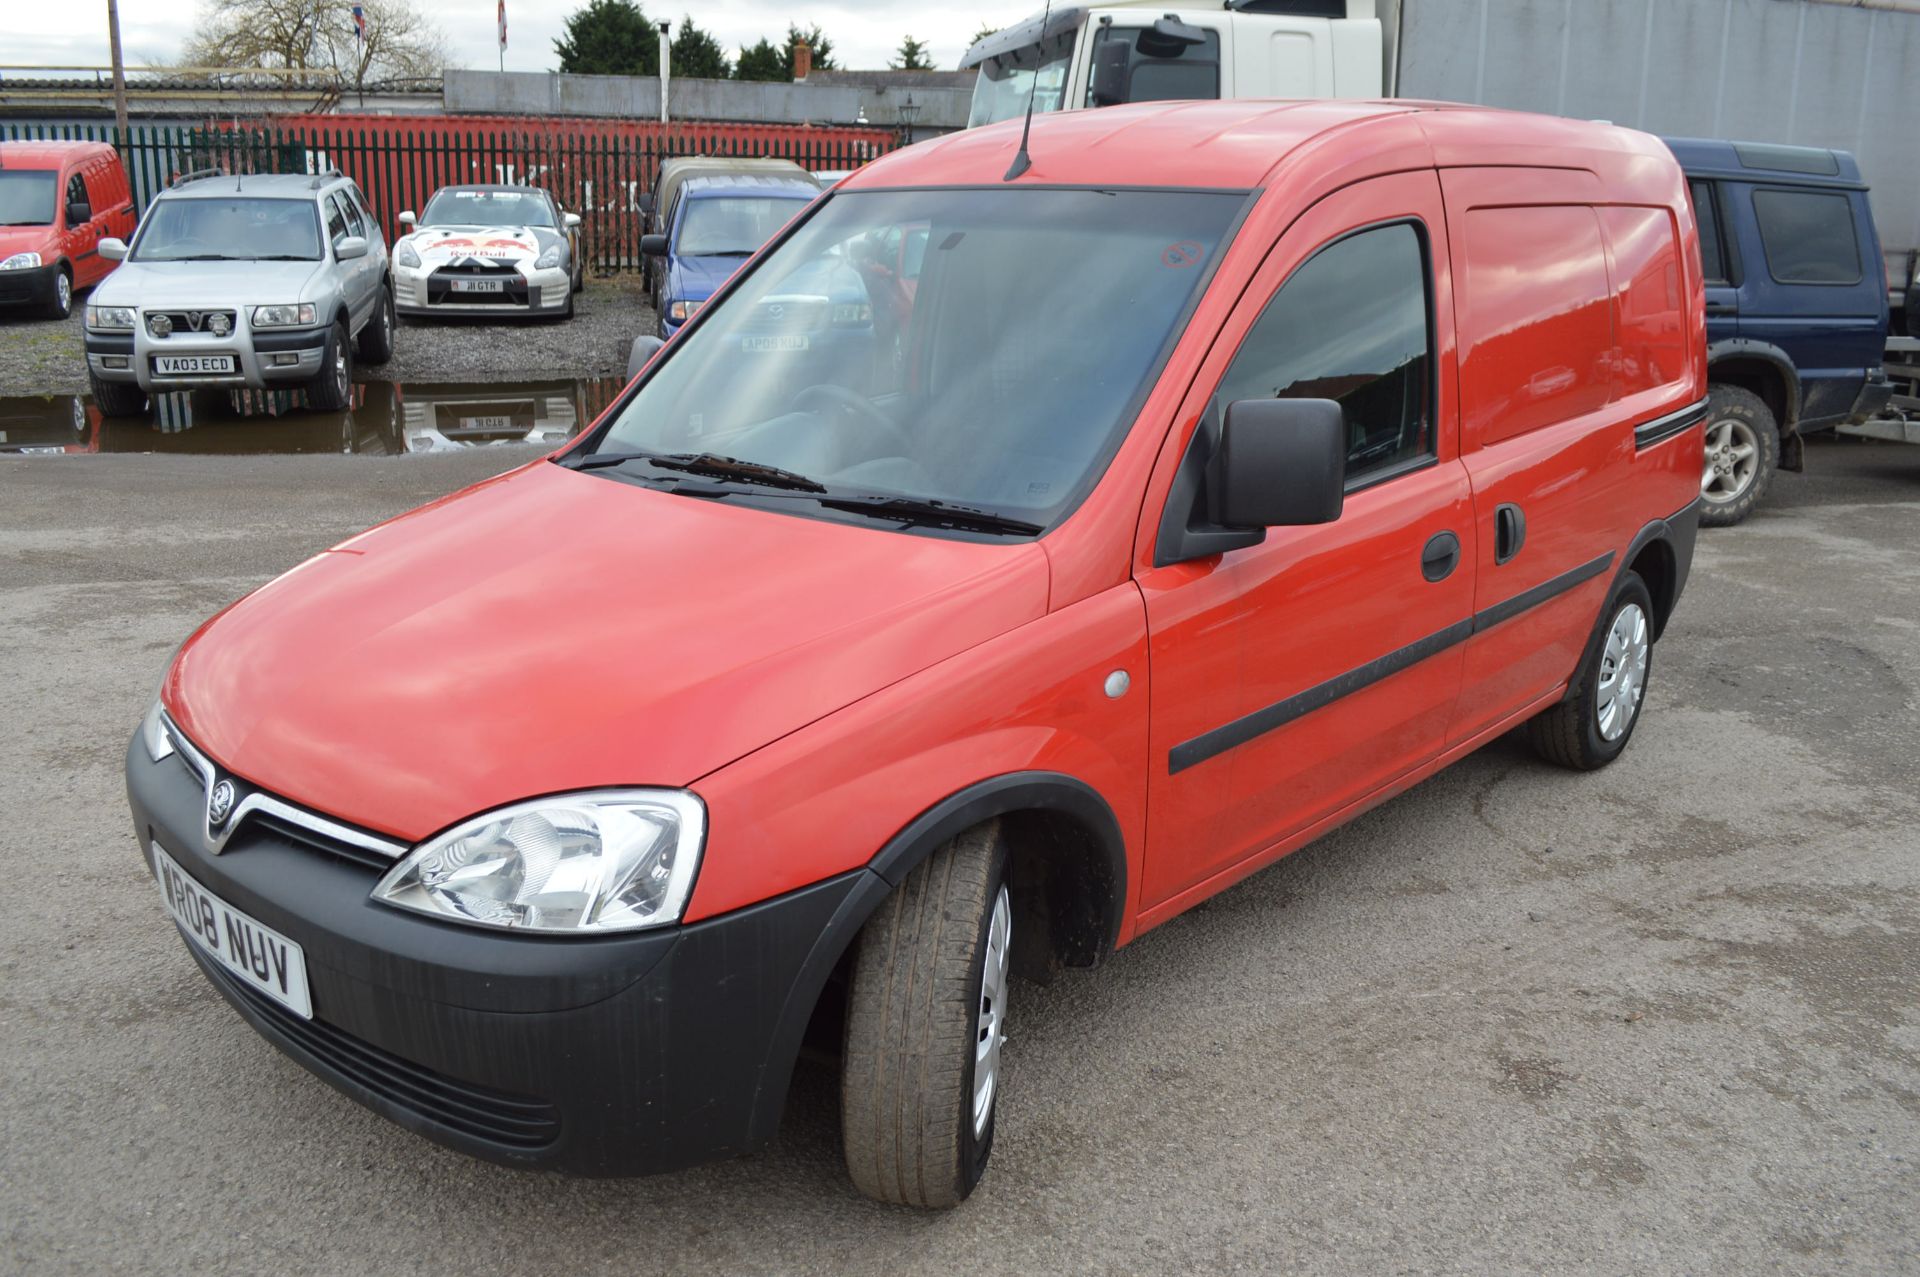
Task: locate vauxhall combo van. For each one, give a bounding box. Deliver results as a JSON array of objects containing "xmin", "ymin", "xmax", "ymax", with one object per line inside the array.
[{"xmin": 127, "ymin": 101, "xmax": 1706, "ymax": 1208}]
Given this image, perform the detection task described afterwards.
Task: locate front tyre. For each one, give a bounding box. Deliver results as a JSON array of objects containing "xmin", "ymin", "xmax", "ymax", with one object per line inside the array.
[
  {"xmin": 307, "ymin": 319, "xmax": 354, "ymax": 412},
  {"xmin": 841, "ymin": 821, "xmax": 1011, "ymax": 1208},
  {"xmin": 1527, "ymin": 572, "xmax": 1655, "ymax": 771},
  {"xmin": 1699, "ymin": 383, "xmax": 1778, "ymax": 527},
  {"xmin": 45, "ymin": 264, "xmax": 74, "ymax": 320},
  {"xmin": 88, "ymin": 371, "xmax": 145, "ymax": 418}
]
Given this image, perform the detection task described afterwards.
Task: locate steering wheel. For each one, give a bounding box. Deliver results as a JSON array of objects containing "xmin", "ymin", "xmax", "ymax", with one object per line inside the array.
[{"xmin": 793, "ymin": 383, "xmax": 913, "ymax": 458}]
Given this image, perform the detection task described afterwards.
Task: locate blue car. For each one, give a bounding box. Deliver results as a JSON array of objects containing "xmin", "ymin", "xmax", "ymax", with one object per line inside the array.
[
  {"xmin": 1665, "ymin": 137, "xmax": 1893, "ymax": 526},
  {"xmin": 643, "ymin": 174, "xmax": 820, "ymax": 340}
]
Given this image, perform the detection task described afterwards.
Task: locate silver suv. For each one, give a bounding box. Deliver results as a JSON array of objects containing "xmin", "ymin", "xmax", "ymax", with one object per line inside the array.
[{"xmin": 83, "ymin": 172, "xmax": 395, "ymax": 416}]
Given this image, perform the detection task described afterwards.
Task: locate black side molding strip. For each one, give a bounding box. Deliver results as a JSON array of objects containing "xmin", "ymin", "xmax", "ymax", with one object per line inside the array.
[
  {"xmin": 1634, "ymin": 397, "xmax": 1709, "ymax": 450},
  {"xmin": 1167, "ymin": 551, "xmax": 1616, "ymax": 775},
  {"xmin": 1472, "ymin": 552, "xmax": 1614, "ymax": 634}
]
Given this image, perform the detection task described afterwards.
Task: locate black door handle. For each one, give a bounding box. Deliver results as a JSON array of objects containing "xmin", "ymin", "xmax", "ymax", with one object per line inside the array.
[
  {"xmin": 1495, "ymin": 503, "xmax": 1527, "ymax": 565},
  {"xmin": 1421, "ymin": 531, "xmax": 1461, "ymax": 582},
  {"xmin": 1705, "ymin": 302, "xmax": 1737, "ymax": 316}
]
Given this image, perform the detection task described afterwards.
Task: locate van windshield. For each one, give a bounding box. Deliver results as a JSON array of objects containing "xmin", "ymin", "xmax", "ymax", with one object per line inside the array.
[
  {"xmin": 678, "ymin": 196, "xmax": 807, "ymax": 256},
  {"xmin": 132, "ymin": 197, "xmax": 324, "ymax": 262},
  {"xmin": 0, "ymin": 171, "xmax": 58, "ymax": 226},
  {"xmin": 580, "ymin": 186, "xmax": 1244, "ymax": 535}
]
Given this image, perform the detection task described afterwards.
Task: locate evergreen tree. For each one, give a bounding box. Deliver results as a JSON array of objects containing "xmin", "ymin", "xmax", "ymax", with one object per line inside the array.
[
  {"xmin": 784, "ymin": 23, "xmax": 837, "ymax": 74},
  {"xmin": 733, "ymin": 37, "xmax": 785, "ymax": 82},
  {"xmin": 670, "ymin": 14, "xmax": 728, "ymax": 79},
  {"xmin": 553, "ymin": 0, "xmax": 658, "ymax": 76},
  {"xmin": 892, "ymin": 35, "xmax": 933, "ymax": 71}
]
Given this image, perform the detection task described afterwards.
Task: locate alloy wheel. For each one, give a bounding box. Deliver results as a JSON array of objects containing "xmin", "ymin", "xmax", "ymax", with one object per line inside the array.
[
  {"xmin": 1701, "ymin": 418, "xmax": 1758, "ymax": 505},
  {"xmin": 972, "ymin": 884, "xmax": 1012, "ymax": 1140},
  {"xmin": 1596, "ymin": 602, "xmax": 1649, "ymax": 742},
  {"xmin": 56, "ymin": 272, "xmax": 71, "ymax": 314}
]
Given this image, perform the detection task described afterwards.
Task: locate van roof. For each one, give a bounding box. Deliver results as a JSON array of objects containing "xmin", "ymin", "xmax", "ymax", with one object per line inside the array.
[
  {"xmin": 844, "ymin": 99, "xmax": 1672, "ymax": 193},
  {"xmin": 683, "ymin": 174, "xmax": 820, "ymax": 199},
  {"xmin": 1661, "ymin": 136, "xmax": 1866, "ymax": 191},
  {"xmin": 0, "ymin": 140, "xmax": 119, "ymax": 171}
]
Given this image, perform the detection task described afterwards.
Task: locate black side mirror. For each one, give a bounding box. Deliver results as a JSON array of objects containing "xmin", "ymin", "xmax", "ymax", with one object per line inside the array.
[
  {"xmin": 627, "ymin": 334, "xmax": 665, "ymax": 380},
  {"xmin": 67, "ymin": 200, "xmax": 92, "ymax": 226},
  {"xmin": 1215, "ymin": 398, "xmax": 1346, "ymax": 528},
  {"xmin": 1090, "ymin": 39, "xmax": 1132, "ymax": 107},
  {"xmin": 640, "ymin": 233, "xmax": 669, "ymax": 258}
]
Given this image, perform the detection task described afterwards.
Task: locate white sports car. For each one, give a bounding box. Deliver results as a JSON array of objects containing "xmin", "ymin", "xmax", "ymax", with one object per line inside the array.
[{"xmin": 390, "ymin": 185, "xmax": 582, "ymax": 319}]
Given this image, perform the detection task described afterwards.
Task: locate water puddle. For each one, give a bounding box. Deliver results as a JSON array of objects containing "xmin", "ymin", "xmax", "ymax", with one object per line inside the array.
[{"xmin": 0, "ymin": 377, "xmax": 628, "ymax": 456}]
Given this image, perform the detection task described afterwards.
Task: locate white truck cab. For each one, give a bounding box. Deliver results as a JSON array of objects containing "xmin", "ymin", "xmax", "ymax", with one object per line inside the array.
[{"xmin": 961, "ymin": 0, "xmax": 1384, "ymax": 129}]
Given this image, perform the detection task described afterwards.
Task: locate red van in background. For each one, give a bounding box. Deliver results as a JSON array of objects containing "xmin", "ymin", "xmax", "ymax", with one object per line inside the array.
[
  {"xmin": 127, "ymin": 101, "xmax": 1707, "ymax": 1208},
  {"xmin": 0, "ymin": 141, "xmax": 135, "ymax": 319}
]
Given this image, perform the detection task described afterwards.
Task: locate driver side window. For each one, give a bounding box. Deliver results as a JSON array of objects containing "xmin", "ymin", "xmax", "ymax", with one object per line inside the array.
[{"xmin": 1214, "ymin": 222, "xmax": 1435, "ymax": 487}]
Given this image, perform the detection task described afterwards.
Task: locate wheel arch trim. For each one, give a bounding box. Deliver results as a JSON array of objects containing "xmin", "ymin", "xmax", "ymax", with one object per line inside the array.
[
  {"xmin": 1708, "ymin": 339, "xmax": 1803, "ymax": 430},
  {"xmin": 742, "ymin": 771, "xmax": 1128, "ymax": 1145}
]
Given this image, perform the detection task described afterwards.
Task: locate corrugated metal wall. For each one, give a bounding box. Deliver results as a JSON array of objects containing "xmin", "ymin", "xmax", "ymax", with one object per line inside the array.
[{"xmin": 1393, "ymin": 0, "xmax": 1917, "ymax": 269}]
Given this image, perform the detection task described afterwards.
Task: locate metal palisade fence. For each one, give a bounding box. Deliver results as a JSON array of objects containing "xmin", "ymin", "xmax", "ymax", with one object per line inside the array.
[{"xmin": 2, "ymin": 115, "xmax": 897, "ymax": 270}]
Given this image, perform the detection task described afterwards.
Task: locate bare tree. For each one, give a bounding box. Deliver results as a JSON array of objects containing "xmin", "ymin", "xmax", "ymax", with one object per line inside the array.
[{"xmin": 183, "ymin": 0, "xmax": 446, "ymax": 88}]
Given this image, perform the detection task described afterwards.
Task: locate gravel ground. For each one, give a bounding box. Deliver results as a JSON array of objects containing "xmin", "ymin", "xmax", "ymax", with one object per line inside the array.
[
  {"xmin": 0, "ymin": 276, "xmax": 655, "ymax": 397},
  {"xmin": 0, "ymin": 437, "xmax": 1916, "ymax": 1274}
]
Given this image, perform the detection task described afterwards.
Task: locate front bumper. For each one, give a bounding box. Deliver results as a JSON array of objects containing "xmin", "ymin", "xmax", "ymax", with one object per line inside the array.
[
  {"xmin": 125, "ymin": 732, "xmax": 872, "ymax": 1175},
  {"xmin": 393, "ymin": 264, "xmax": 569, "ymax": 317},
  {"xmin": 0, "ymin": 262, "xmax": 59, "ymax": 308},
  {"xmin": 85, "ymin": 318, "xmax": 327, "ymax": 392}
]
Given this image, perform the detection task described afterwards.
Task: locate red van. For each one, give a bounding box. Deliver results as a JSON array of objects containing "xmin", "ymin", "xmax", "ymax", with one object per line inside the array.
[
  {"xmin": 126, "ymin": 101, "xmax": 1706, "ymax": 1207},
  {"xmin": 0, "ymin": 141, "xmax": 135, "ymax": 319}
]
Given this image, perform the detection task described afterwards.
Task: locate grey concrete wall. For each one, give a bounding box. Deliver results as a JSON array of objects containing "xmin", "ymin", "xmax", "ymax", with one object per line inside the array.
[{"xmin": 443, "ymin": 68, "xmax": 973, "ymax": 132}]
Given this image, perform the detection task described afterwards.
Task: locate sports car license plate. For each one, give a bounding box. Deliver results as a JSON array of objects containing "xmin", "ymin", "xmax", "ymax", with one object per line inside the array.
[
  {"xmin": 153, "ymin": 354, "xmax": 236, "ymax": 375},
  {"xmin": 151, "ymin": 842, "xmax": 312, "ymax": 1018},
  {"xmin": 742, "ymin": 335, "xmax": 809, "ymax": 352},
  {"xmin": 451, "ymin": 278, "xmax": 507, "ymax": 293}
]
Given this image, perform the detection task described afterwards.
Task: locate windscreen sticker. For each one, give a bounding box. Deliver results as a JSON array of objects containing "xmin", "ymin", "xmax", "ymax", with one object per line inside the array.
[{"xmin": 1161, "ymin": 241, "xmax": 1206, "ymax": 269}]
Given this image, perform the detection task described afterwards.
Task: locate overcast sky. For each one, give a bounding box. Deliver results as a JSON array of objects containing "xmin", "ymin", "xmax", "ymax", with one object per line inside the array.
[{"xmin": 12, "ymin": 2, "xmax": 1035, "ymax": 76}]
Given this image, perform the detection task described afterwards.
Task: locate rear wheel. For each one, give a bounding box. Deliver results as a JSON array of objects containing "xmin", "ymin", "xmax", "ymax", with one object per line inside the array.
[
  {"xmin": 841, "ymin": 821, "xmax": 1011, "ymax": 1208},
  {"xmin": 355, "ymin": 285, "xmax": 395, "ymax": 365},
  {"xmin": 1527, "ymin": 572, "xmax": 1655, "ymax": 770},
  {"xmin": 1699, "ymin": 383, "xmax": 1778, "ymax": 528},
  {"xmin": 88, "ymin": 371, "xmax": 145, "ymax": 418},
  {"xmin": 306, "ymin": 320, "xmax": 353, "ymax": 412}
]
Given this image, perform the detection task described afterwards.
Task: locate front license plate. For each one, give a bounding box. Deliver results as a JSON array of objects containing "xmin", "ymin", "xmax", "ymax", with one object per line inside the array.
[
  {"xmin": 151, "ymin": 842, "xmax": 312, "ymax": 1018},
  {"xmin": 742, "ymin": 335, "xmax": 809, "ymax": 352},
  {"xmin": 450, "ymin": 278, "xmax": 507, "ymax": 293},
  {"xmin": 154, "ymin": 354, "xmax": 236, "ymax": 376},
  {"xmin": 456, "ymin": 415, "xmax": 514, "ymax": 430}
]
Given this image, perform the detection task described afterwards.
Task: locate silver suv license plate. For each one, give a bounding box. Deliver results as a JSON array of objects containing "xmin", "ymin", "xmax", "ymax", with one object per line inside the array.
[
  {"xmin": 151, "ymin": 842, "xmax": 312, "ymax": 1018},
  {"xmin": 153, "ymin": 354, "xmax": 236, "ymax": 375}
]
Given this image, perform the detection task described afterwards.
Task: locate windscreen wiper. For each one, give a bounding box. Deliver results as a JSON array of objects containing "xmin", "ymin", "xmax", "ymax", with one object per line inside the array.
[
  {"xmin": 559, "ymin": 449, "xmax": 825, "ymax": 492},
  {"xmin": 645, "ymin": 452, "xmax": 826, "ymax": 491},
  {"xmin": 816, "ymin": 495, "xmax": 1043, "ymax": 537}
]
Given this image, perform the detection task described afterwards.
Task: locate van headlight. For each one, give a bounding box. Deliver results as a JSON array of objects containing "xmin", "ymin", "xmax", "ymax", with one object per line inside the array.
[
  {"xmin": 1, "ymin": 252, "xmax": 43, "ymax": 270},
  {"xmin": 141, "ymin": 699, "xmax": 175, "ymax": 762},
  {"xmin": 372, "ymin": 790, "xmax": 705, "ymax": 933},
  {"xmin": 252, "ymin": 303, "xmax": 317, "ymax": 328}
]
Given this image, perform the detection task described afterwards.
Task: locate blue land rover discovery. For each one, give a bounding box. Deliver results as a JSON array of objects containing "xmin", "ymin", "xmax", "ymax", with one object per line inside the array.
[{"xmin": 1665, "ymin": 138, "xmax": 1893, "ymax": 526}]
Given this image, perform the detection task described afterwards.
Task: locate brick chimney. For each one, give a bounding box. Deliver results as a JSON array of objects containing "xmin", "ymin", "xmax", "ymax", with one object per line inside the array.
[{"xmin": 793, "ymin": 38, "xmax": 812, "ymax": 82}]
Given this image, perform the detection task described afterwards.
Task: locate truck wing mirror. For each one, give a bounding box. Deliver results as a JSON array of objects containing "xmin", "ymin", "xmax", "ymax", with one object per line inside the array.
[
  {"xmin": 1216, "ymin": 398, "xmax": 1346, "ymax": 528},
  {"xmin": 1090, "ymin": 40, "xmax": 1132, "ymax": 107},
  {"xmin": 1150, "ymin": 16, "xmax": 1208, "ymax": 47}
]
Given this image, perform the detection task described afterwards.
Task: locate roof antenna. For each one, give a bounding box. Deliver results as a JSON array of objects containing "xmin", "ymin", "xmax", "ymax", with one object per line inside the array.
[{"xmin": 1003, "ymin": 0, "xmax": 1053, "ymax": 181}]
